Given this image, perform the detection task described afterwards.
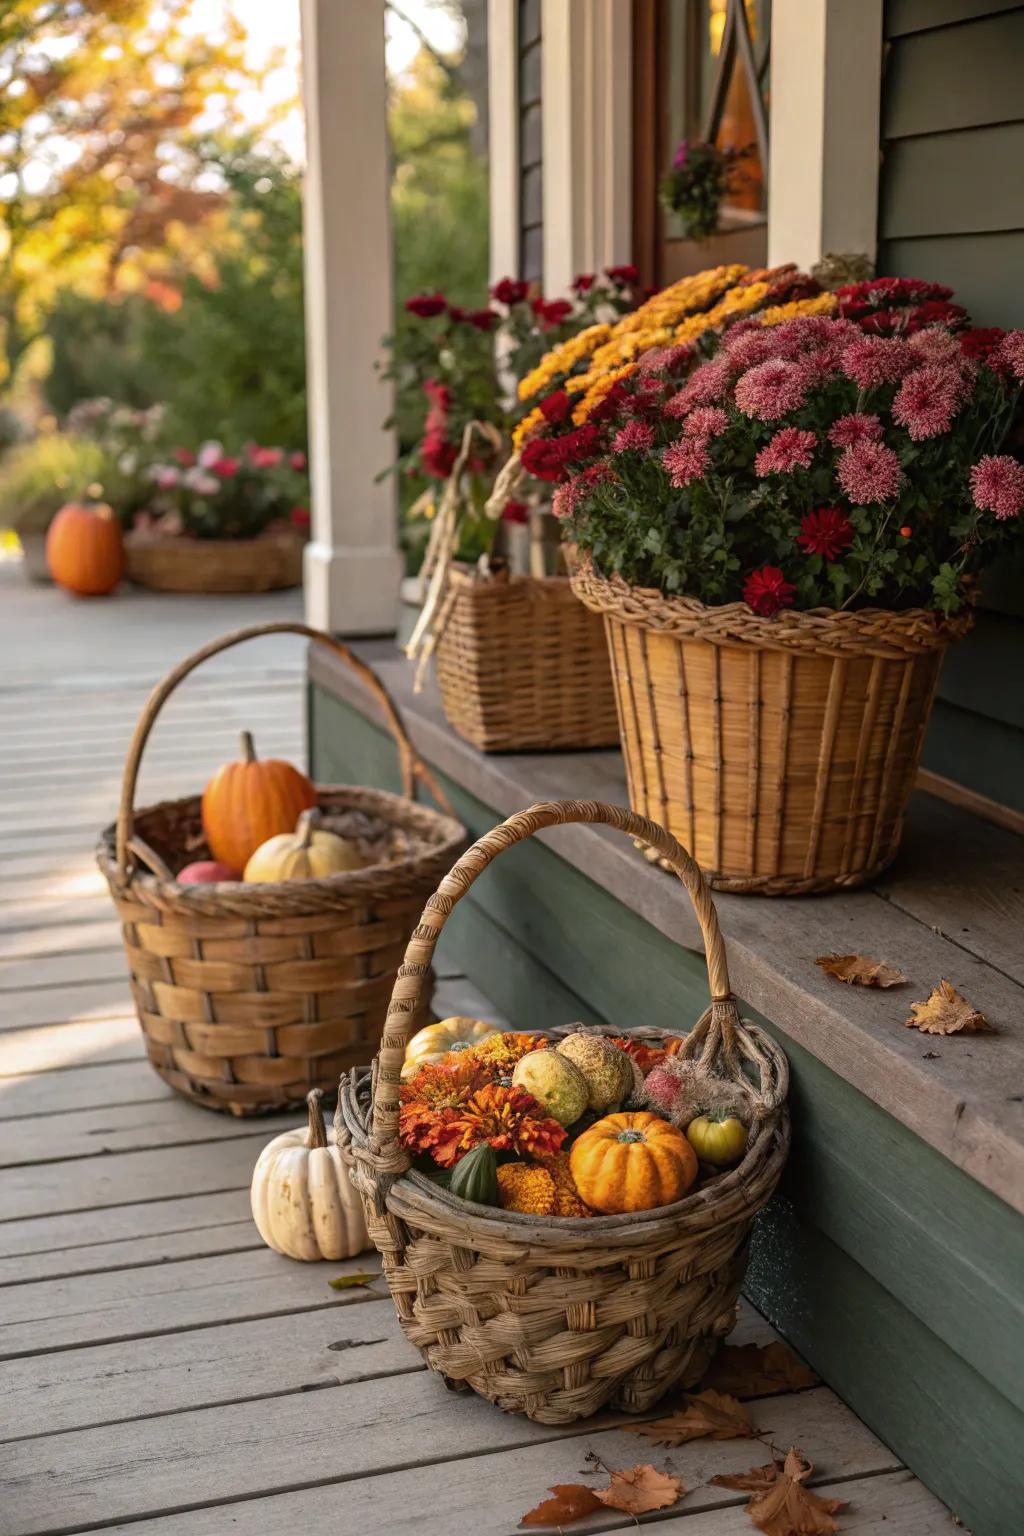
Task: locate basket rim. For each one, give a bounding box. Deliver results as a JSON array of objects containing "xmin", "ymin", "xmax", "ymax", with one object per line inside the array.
[
  {"xmin": 340, "ymin": 1020, "xmax": 790, "ymax": 1246},
  {"xmin": 447, "ymin": 564, "xmax": 576, "ymax": 597},
  {"xmin": 570, "ymin": 559, "xmax": 972, "ymax": 658},
  {"xmin": 124, "ymin": 531, "xmax": 304, "ymax": 553},
  {"xmin": 97, "ymin": 782, "xmax": 466, "ymax": 916}
]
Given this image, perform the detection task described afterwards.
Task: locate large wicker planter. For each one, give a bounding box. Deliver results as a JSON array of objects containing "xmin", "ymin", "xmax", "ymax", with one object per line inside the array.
[
  {"xmin": 338, "ymin": 799, "xmax": 789, "ymax": 1424},
  {"xmin": 125, "ymin": 533, "xmax": 303, "ymax": 593},
  {"xmin": 572, "ymin": 564, "xmax": 970, "ymax": 895},
  {"xmin": 97, "ymin": 622, "xmax": 465, "ymax": 1115},
  {"xmin": 434, "ymin": 566, "xmax": 619, "ymax": 752}
]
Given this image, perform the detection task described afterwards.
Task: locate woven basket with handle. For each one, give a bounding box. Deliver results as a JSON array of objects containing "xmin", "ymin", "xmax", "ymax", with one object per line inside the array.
[
  {"xmin": 338, "ymin": 799, "xmax": 789, "ymax": 1424},
  {"xmin": 433, "ymin": 567, "xmax": 619, "ymax": 753},
  {"xmin": 572, "ymin": 562, "xmax": 970, "ymax": 894},
  {"xmin": 124, "ymin": 533, "xmax": 303, "ymax": 593},
  {"xmin": 97, "ymin": 623, "xmax": 465, "ymax": 1116}
]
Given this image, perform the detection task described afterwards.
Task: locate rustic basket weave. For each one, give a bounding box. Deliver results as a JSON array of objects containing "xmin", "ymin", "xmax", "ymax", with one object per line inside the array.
[
  {"xmin": 338, "ymin": 799, "xmax": 789, "ymax": 1424},
  {"xmin": 97, "ymin": 622, "xmax": 466, "ymax": 1115},
  {"xmin": 124, "ymin": 533, "xmax": 303, "ymax": 593},
  {"xmin": 572, "ymin": 563, "xmax": 970, "ymax": 895},
  {"xmin": 433, "ymin": 567, "xmax": 619, "ymax": 752}
]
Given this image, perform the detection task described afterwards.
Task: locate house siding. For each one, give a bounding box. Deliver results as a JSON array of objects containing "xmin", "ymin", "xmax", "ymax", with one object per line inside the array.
[
  {"xmin": 517, "ymin": 0, "xmax": 543, "ymax": 283},
  {"xmin": 877, "ymin": 0, "xmax": 1024, "ymax": 813}
]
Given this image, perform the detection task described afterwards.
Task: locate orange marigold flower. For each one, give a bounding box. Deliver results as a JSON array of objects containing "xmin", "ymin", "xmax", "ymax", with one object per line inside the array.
[
  {"xmin": 432, "ymin": 1082, "xmax": 567, "ymax": 1168},
  {"xmin": 461, "ymin": 1032, "xmax": 551, "ymax": 1075},
  {"xmin": 398, "ymin": 1060, "xmax": 490, "ymax": 1156}
]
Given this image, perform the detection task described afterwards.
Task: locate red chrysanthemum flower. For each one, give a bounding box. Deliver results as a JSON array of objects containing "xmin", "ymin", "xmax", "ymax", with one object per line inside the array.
[
  {"xmin": 754, "ymin": 427, "xmax": 817, "ymax": 476},
  {"xmin": 612, "ymin": 420, "xmax": 655, "ymax": 453},
  {"xmin": 606, "ymin": 263, "xmax": 639, "ymax": 287},
  {"xmin": 520, "ymin": 423, "xmax": 603, "ymax": 482},
  {"xmin": 836, "ymin": 440, "xmax": 903, "ymax": 504},
  {"xmin": 662, "ymin": 436, "xmax": 710, "ymax": 487},
  {"xmin": 502, "ymin": 500, "xmax": 530, "ymax": 525},
  {"xmin": 892, "ymin": 365, "xmax": 963, "ymax": 440},
  {"xmin": 405, "ymin": 292, "xmax": 447, "ymax": 318},
  {"xmin": 828, "ymin": 413, "xmax": 884, "ymax": 449},
  {"xmin": 532, "ymin": 297, "xmax": 573, "ymax": 328},
  {"xmin": 539, "ymin": 389, "xmax": 572, "ymax": 424},
  {"xmin": 959, "ymin": 327, "xmax": 1006, "ymax": 362},
  {"xmin": 491, "ymin": 277, "xmax": 529, "ymax": 306},
  {"xmin": 467, "ymin": 307, "xmax": 498, "ymax": 331},
  {"xmin": 733, "ymin": 358, "xmax": 808, "ymax": 421},
  {"xmin": 682, "ymin": 406, "xmax": 729, "ymax": 439},
  {"xmin": 970, "ymin": 455, "xmax": 1024, "ymax": 521},
  {"xmin": 743, "ymin": 565, "xmax": 796, "ymax": 616},
  {"xmin": 572, "ymin": 273, "xmax": 596, "ymax": 294},
  {"xmin": 797, "ymin": 507, "xmax": 855, "ymax": 561}
]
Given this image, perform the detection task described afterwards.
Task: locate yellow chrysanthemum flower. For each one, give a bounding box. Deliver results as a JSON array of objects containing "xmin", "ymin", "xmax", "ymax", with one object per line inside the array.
[
  {"xmin": 517, "ymin": 323, "xmax": 612, "ymax": 401},
  {"xmin": 757, "ymin": 292, "xmax": 838, "ymax": 326},
  {"xmin": 511, "ymin": 404, "xmax": 547, "ymax": 453}
]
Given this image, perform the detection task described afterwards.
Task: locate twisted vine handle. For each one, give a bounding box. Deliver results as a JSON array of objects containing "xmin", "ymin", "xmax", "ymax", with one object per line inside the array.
[
  {"xmin": 115, "ymin": 621, "xmax": 452, "ymax": 879},
  {"xmin": 367, "ymin": 799, "xmax": 746, "ymax": 1174}
]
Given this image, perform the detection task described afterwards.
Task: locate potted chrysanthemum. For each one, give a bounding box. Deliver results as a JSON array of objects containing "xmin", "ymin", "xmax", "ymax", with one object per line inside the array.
[{"xmin": 544, "ymin": 299, "xmax": 1024, "ymax": 892}]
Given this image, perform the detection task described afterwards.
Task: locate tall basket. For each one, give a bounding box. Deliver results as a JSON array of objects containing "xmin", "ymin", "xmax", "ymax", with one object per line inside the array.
[
  {"xmin": 97, "ymin": 623, "xmax": 466, "ymax": 1116},
  {"xmin": 339, "ymin": 799, "xmax": 789, "ymax": 1424}
]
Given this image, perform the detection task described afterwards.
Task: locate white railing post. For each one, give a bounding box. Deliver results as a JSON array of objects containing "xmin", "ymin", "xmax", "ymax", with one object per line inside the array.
[
  {"xmin": 767, "ymin": 0, "xmax": 884, "ymax": 270},
  {"xmin": 299, "ymin": 0, "xmax": 402, "ymax": 635}
]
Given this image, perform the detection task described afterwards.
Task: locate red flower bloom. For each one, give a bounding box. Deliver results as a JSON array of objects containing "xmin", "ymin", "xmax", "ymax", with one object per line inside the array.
[
  {"xmin": 491, "ymin": 277, "xmax": 529, "ymax": 306},
  {"xmin": 467, "ymin": 307, "xmax": 498, "ymax": 331},
  {"xmin": 502, "ymin": 500, "xmax": 529, "ymax": 525},
  {"xmin": 447, "ymin": 304, "xmax": 467, "ymax": 322},
  {"xmin": 211, "ymin": 456, "xmax": 240, "ymax": 478},
  {"xmin": 532, "ymin": 297, "xmax": 573, "ymax": 328},
  {"xmin": 289, "ymin": 451, "xmax": 307, "ymax": 471},
  {"xmin": 421, "ymin": 433, "xmax": 456, "ymax": 479},
  {"xmin": 970, "ymin": 455, "xmax": 1024, "ymax": 521},
  {"xmin": 520, "ymin": 424, "xmax": 602, "ymax": 482},
  {"xmin": 573, "ymin": 273, "xmax": 595, "ymax": 293},
  {"xmin": 538, "ymin": 389, "xmax": 571, "ymax": 424},
  {"xmin": 173, "ymin": 447, "xmax": 196, "ymax": 466},
  {"xmin": 797, "ymin": 508, "xmax": 854, "ymax": 561},
  {"xmin": 959, "ymin": 327, "xmax": 1006, "ymax": 362},
  {"xmin": 290, "ymin": 505, "xmax": 311, "ymax": 529},
  {"xmin": 249, "ymin": 446, "xmax": 283, "ymax": 468},
  {"xmin": 405, "ymin": 292, "xmax": 447, "ymax": 318},
  {"xmin": 606, "ymin": 263, "xmax": 639, "ymax": 287},
  {"xmin": 743, "ymin": 565, "xmax": 796, "ymax": 616}
]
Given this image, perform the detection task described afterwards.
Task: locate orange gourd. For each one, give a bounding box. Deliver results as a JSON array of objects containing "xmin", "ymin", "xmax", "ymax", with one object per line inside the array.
[
  {"xmin": 201, "ymin": 731, "xmax": 317, "ymax": 871},
  {"xmin": 46, "ymin": 502, "xmax": 124, "ymax": 596},
  {"xmin": 569, "ymin": 1111, "xmax": 698, "ymax": 1214}
]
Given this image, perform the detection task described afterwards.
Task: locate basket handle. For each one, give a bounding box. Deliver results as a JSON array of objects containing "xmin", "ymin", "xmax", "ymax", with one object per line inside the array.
[
  {"xmin": 114, "ymin": 621, "xmax": 452, "ymax": 879},
  {"xmin": 367, "ymin": 799, "xmax": 740, "ymax": 1175}
]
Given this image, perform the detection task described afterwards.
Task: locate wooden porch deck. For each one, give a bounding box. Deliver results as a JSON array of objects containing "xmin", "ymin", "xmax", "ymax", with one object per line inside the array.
[{"xmin": 0, "ymin": 569, "xmax": 958, "ymax": 1533}]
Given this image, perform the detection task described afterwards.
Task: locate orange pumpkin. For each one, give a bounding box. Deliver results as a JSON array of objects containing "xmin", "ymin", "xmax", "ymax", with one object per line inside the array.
[
  {"xmin": 46, "ymin": 502, "xmax": 124, "ymax": 596},
  {"xmin": 201, "ymin": 731, "xmax": 317, "ymax": 870},
  {"xmin": 569, "ymin": 1111, "xmax": 698, "ymax": 1214}
]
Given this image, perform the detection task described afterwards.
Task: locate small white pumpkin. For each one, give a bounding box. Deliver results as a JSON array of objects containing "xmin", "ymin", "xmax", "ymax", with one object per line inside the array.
[
  {"xmin": 401, "ymin": 1015, "xmax": 500, "ymax": 1079},
  {"xmin": 250, "ymin": 1090, "xmax": 369, "ymax": 1261},
  {"xmin": 243, "ymin": 807, "xmax": 363, "ymax": 883}
]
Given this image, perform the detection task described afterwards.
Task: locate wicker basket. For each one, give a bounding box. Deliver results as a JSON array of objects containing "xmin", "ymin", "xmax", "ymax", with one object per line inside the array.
[
  {"xmin": 433, "ymin": 567, "xmax": 619, "ymax": 752},
  {"xmin": 572, "ymin": 564, "xmax": 970, "ymax": 895},
  {"xmin": 124, "ymin": 533, "xmax": 303, "ymax": 593},
  {"xmin": 338, "ymin": 798, "xmax": 789, "ymax": 1424},
  {"xmin": 97, "ymin": 622, "xmax": 466, "ymax": 1115}
]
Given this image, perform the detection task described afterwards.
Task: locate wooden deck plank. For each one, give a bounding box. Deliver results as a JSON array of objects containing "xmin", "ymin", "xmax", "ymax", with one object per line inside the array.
[
  {"xmin": 1, "ymin": 1380, "xmax": 897, "ymax": 1536},
  {"xmin": 0, "ymin": 1098, "xmax": 299, "ymax": 1167},
  {"xmin": 0, "ymin": 1060, "xmax": 176, "ymax": 1117},
  {"xmin": 0, "ymin": 1218, "xmax": 261, "ymax": 1287},
  {"xmin": 0, "ymin": 948, "xmax": 130, "ymax": 991},
  {"xmin": 0, "ymin": 1189, "xmax": 251, "ymax": 1260},
  {"xmin": 0, "ymin": 1017, "xmax": 144, "ymax": 1072},
  {"xmin": 0, "ymin": 920, "xmax": 124, "ymax": 961}
]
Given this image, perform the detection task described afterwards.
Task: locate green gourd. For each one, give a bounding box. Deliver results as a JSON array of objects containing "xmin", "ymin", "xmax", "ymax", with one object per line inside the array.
[{"xmin": 448, "ymin": 1142, "xmax": 499, "ymax": 1206}]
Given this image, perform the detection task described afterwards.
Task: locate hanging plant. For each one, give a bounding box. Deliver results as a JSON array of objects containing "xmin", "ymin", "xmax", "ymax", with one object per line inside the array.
[{"xmin": 659, "ymin": 140, "xmax": 752, "ymax": 242}]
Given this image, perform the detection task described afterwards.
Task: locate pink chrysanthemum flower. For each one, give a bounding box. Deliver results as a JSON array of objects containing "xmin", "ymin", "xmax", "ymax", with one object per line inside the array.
[
  {"xmin": 754, "ymin": 427, "xmax": 817, "ymax": 476},
  {"xmin": 798, "ymin": 346, "xmax": 841, "ymax": 385},
  {"xmin": 683, "ymin": 406, "xmax": 729, "ymax": 439},
  {"xmin": 722, "ymin": 329, "xmax": 778, "ymax": 371},
  {"xmin": 892, "ymin": 365, "xmax": 964, "ymax": 440},
  {"xmin": 668, "ymin": 359, "xmax": 731, "ymax": 413},
  {"xmin": 551, "ymin": 463, "xmax": 613, "ymax": 519},
  {"xmin": 637, "ymin": 343, "xmax": 693, "ymax": 375},
  {"xmin": 612, "ymin": 420, "xmax": 655, "ymax": 454},
  {"xmin": 734, "ymin": 358, "xmax": 808, "ymax": 421},
  {"xmin": 970, "ymin": 455, "xmax": 1024, "ymax": 520},
  {"xmin": 836, "ymin": 440, "xmax": 903, "ymax": 504},
  {"xmin": 828, "ymin": 413, "xmax": 884, "ymax": 449},
  {"xmin": 662, "ymin": 436, "xmax": 710, "ymax": 487},
  {"xmin": 908, "ymin": 327, "xmax": 962, "ymax": 366},
  {"xmin": 841, "ymin": 336, "xmax": 916, "ymax": 389},
  {"xmin": 995, "ymin": 330, "xmax": 1024, "ymax": 382}
]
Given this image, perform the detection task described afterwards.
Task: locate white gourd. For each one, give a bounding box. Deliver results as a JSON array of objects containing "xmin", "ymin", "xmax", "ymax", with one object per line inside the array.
[{"xmin": 250, "ymin": 1090, "xmax": 369, "ymax": 1261}]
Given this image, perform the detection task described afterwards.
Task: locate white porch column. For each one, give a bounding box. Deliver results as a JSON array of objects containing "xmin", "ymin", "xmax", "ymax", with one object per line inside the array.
[
  {"xmin": 487, "ymin": 0, "xmax": 519, "ymax": 284},
  {"xmin": 299, "ymin": 0, "xmax": 402, "ymax": 635},
  {"xmin": 767, "ymin": 0, "xmax": 884, "ymax": 270},
  {"xmin": 540, "ymin": 0, "xmax": 633, "ymax": 296}
]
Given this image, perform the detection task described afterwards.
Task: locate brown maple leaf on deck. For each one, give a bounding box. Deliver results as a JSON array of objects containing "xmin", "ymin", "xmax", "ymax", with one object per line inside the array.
[
  {"xmin": 702, "ymin": 1341, "xmax": 819, "ymax": 1398},
  {"xmin": 518, "ymin": 1464, "xmax": 683, "ymax": 1527},
  {"xmin": 628, "ymin": 1387, "xmax": 754, "ymax": 1446},
  {"xmin": 518, "ymin": 1484, "xmax": 603, "ymax": 1527},
  {"xmin": 713, "ymin": 1447, "xmax": 846, "ymax": 1535},
  {"xmin": 906, "ymin": 979, "xmax": 994, "ymax": 1036},
  {"xmin": 815, "ymin": 953, "xmax": 907, "ymax": 988}
]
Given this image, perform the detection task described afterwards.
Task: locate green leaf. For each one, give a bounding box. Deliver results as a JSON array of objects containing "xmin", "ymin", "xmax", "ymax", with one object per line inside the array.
[{"xmin": 328, "ymin": 1271, "xmax": 378, "ymax": 1291}]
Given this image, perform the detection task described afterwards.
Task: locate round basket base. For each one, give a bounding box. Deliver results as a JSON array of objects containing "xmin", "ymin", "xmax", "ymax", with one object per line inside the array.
[
  {"xmin": 633, "ymin": 836, "xmax": 897, "ymax": 895},
  {"xmin": 125, "ymin": 534, "xmax": 303, "ymax": 594}
]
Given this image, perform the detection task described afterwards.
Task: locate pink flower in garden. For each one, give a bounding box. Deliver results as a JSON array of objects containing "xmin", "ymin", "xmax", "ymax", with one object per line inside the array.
[
  {"xmin": 289, "ymin": 451, "xmax": 307, "ymax": 471},
  {"xmin": 682, "ymin": 406, "xmax": 728, "ymax": 439},
  {"xmin": 836, "ymin": 440, "xmax": 903, "ymax": 504},
  {"xmin": 250, "ymin": 446, "xmax": 283, "ymax": 468},
  {"xmin": 841, "ymin": 336, "xmax": 916, "ymax": 389},
  {"xmin": 970, "ymin": 455, "xmax": 1024, "ymax": 520},
  {"xmin": 197, "ymin": 440, "xmax": 225, "ymax": 469},
  {"xmin": 155, "ymin": 466, "xmax": 180, "ymax": 489},
  {"xmin": 892, "ymin": 366, "xmax": 963, "ymax": 440},
  {"xmin": 551, "ymin": 463, "xmax": 612, "ymax": 518},
  {"xmin": 734, "ymin": 358, "xmax": 808, "ymax": 420},
  {"xmin": 722, "ymin": 329, "xmax": 777, "ymax": 371},
  {"xmin": 828, "ymin": 413, "xmax": 884, "ymax": 449},
  {"xmin": 637, "ymin": 343, "xmax": 693, "ymax": 375},
  {"xmin": 662, "ymin": 436, "xmax": 710, "ymax": 487},
  {"xmin": 612, "ymin": 420, "xmax": 655, "ymax": 453},
  {"xmin": 666, "ymin": 359, "xmax": 730, "ymax": 413},
  {"xmin": 908, "ymin": 327, "xmax": 962, "ymax": 366},
  {"xmin": 211, "ymin": 456, "xmax": 241, "ymax": 478},
  {"xmin": 797, "ymin": 346, "xmax": 841, "ymax": 384},
  {"xmin": 173, "ymin": 447, "xmax": 195, "ymax": 466},
  {"xmin": 754, "ymin": 427, "xmax": 816, "ymax": 476},
  {"xmin": 743, "ymin": 565, "xmax": 795, "ymax": 616},
  {"xmin": 797, "ymin": 508, "xmax": 854, "ymax": 561},
  {"xmin": 995, "ymin": 330, "xmax": 1024, "ymax": 382}
]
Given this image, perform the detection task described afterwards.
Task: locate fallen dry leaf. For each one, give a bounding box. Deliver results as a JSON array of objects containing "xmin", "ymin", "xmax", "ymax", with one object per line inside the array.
[
  {"xmin": 327, "ymin": 1272, "xmax": 377, "ymax": 1290},
  {"xmin": 594, "ymin": 1463, "xmax": 684, "ymax": 1516},
  {"xmin": 711, "ymin": 1460, "xmax": 783, "ymax": 1494},
  {"xmin": 518, "ymin": 1484, "xmax": 603, "ymax": 1527},
  {"xmin": 745, "ymin": 1447, "xmax": 846, "ymax": 1535},
  {"xmin": 906, "ymin": 979, "xmax": 994, "ymax": 1036},
  {"xmin": 702, "ymin": 1341, "xmax": 819, "ymax": 1398},
  {"xmin": 629, "ymin": 1388, "xmax": 754, "ymax": 1446},
  {"xmin": 816, "ymin": 953, "xmax": 906, "ymax": 988}
]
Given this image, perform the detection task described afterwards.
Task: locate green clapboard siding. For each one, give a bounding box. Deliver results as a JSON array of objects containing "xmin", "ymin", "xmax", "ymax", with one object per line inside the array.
[
  {"xmin": 311, "ymin": 681, "xmax": 1024, "ymax": 1536},
  {"xmin": 879, "ymin": 1, "xmax": 1024, "ymax": 814}
]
